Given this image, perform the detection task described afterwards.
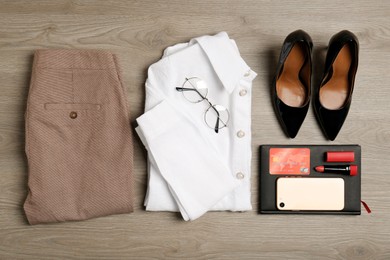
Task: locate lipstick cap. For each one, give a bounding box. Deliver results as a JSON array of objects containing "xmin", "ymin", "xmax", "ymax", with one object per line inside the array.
[{"xmin": 326, "ymin": 151, "xmax": 355, "ymax": 163}]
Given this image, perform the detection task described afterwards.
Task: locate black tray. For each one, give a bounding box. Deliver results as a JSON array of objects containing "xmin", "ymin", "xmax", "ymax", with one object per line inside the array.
[{"xmin": 259, "ymin": 145, "xmax": 361, "ymax": 214}]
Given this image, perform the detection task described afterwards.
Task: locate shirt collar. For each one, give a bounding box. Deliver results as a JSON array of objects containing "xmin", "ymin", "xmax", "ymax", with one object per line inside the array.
[{"xmin": 189, "ymin": 32, "xmax": 256, "ymax": 94}]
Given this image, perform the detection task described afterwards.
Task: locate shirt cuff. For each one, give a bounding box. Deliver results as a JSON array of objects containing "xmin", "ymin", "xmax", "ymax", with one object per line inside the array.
[{"xmin": 136, "ymin": 100, "xmax": 240, "ymax": 221}]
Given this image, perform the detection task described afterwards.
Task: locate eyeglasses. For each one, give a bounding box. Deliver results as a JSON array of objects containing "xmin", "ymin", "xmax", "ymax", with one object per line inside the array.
[{"xmin": 176, "ymin": 77, "xmax": 230, "ymax": 133}]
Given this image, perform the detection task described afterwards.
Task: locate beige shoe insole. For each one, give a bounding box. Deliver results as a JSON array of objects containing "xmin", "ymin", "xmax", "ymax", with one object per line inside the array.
[
  {"xmin": 276, "ymin": 42, "xmax": 307, "ymax": 107},
  {"xmin": 320, "ymin": 44, "xmax": 352, "ymax": 110}
]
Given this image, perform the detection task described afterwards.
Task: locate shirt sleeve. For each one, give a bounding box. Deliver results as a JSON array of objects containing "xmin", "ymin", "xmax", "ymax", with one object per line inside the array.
[{"xmin": 135, "ymin": 60, "xmax": 240, "ymax": 221}]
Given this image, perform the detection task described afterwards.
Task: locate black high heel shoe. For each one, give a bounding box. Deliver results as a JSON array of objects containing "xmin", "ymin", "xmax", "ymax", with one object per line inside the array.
[
  {"xmin": 272, "ymin": 30, "xmax": 313, "ymax": 138},
  {"xmin": 313, "ymin": 30, "xmax": 359, "ymax": 141}
]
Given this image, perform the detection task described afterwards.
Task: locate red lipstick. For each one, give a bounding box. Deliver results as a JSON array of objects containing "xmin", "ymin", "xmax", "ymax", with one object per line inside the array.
[{"xmin": 314, "ymin": 165, "xmax": 358, "ymax": 176}]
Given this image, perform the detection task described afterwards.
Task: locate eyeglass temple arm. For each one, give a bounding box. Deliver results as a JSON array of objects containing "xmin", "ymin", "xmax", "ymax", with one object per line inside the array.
[
  {"xmin": 209, "ymin": 105, "xmax": 220, "ymax": 133},
  {"xmin": 176, "ymin": 87, "xmax": 207, "ymax": 101},
  {"xmin": 176, "ymin": 87, "xmax": 197, "ymax": 92},
  {"xmin": 215, "ymin": 118, "xmax": 220, "ymax": 133},
  {"xmin": 197, "ymin": 99, "xmax": 225, "ymax": 133}
]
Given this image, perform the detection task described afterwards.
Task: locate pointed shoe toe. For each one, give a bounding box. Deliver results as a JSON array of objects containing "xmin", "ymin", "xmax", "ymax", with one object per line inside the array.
[
  {"xmin": 275, "ymin": 100, "xmax": 310, "ymax": 138},
  {"xmin": 315, "ymin": 106, "xmax": 349, "ymax": 141}
]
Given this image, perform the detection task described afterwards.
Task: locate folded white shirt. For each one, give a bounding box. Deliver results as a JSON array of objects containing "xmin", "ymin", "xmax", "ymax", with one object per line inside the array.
[{"xmin": 136, "ymin": 32, "xmax": 257, "ymax": 220}]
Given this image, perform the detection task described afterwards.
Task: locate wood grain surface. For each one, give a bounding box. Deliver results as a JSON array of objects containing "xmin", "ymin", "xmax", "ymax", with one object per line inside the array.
[{"xmin": 0, "ymin": 1, "xmax": 389, "ymax": 259}]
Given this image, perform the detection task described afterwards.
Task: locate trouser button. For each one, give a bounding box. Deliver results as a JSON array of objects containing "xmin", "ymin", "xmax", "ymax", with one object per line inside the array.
[{"xmin": 69, "ymin": 111, "xmax": 78, "ymax": 119}]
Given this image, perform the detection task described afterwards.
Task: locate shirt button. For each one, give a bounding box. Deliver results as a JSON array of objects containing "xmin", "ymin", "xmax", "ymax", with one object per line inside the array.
[
  {"xmin": 237, "ymin": 130, "xmax": 245, "ymax": 138},
  {"xmin": 236, "ymin": 172, "xmax": 245, "ymax": 179},
  {"xmin": 244, "ymin": 70, "xmax": 251, "ymax": 77},
  {"xmin": 239, "ymin": 89, "xmax": 247, "ymax": 96},
  {"xmin": 69, "ymin": 111, "xmax": 78, "ymax": 119}
]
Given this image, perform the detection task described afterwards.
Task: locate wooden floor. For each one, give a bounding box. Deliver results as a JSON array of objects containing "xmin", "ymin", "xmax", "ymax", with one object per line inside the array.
[{"xmin": 0, "ymin": 1, "xmax": 389, "ymax": 259}]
